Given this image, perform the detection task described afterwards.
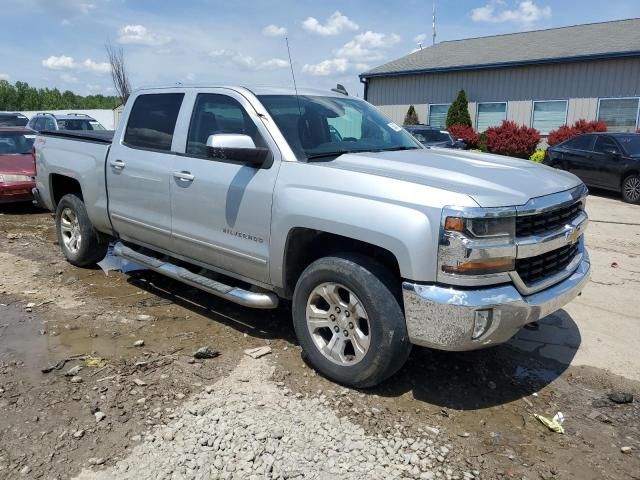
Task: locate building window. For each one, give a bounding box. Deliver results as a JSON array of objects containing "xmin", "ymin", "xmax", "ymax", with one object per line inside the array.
[
  {"xmin": 532, "ymin": 100, "xmax": 567, "ymax": 134},
  {"xmin": 428, "ymin": 104, "xmax": 450, "ymax": 129},
  {"xmin": 476, "ymin": 102, "xmax": 507, "ymax": 132},
  {"xmin": 597, "ymin": 98, "xmax": 640, "ymax": 132}
]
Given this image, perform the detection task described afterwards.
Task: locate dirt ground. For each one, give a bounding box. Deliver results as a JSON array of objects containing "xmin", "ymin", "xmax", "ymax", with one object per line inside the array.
[{"xmin": 0, "ymin": 192, "xmax": 639, "ymax": 480}]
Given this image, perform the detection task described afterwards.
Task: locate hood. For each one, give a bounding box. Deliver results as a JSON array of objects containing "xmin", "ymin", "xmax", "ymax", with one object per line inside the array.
[
  {"xmin": 0, "ymin": 153, "xmax": 35, "ymax": 176},
  {"xmin": 321, "ymin": 148, "xmax": 582, "ymax": 207},
  {"xmin": 424, "ymin": 141, "xmax": 453, "ymax": 148}
]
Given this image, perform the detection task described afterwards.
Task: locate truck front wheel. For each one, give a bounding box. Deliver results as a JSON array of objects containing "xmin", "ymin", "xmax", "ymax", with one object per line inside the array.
[
  {"xmin": 55, "ymin": 194, "xmax": 108, "ymax": 267},
  {"xmin": 292, "ymin": 254, "xmax": 411, "ymax": 388}
]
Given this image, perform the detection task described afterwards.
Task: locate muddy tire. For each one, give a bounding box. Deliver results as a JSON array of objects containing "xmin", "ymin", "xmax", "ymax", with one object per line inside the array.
[
  {"xmin": 55, "ymin": 194, "xmax": 108, "ymax": 267},
  {"xmin": 621, "ymin": 174, "xmax": 640, "ymax": 204},
  {"xmin": 292, "ymin": 254, "xmax": 411, "ymax": 388}
]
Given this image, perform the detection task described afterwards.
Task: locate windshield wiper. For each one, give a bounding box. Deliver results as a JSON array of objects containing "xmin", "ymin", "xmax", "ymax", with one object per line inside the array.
[
  {"xmin": 306, "ymin": 150, "xmax": 372, "ymax": 161},
  {"xmin": 372, "ymin": 146, "xmax": 419, "ymax": 152}
]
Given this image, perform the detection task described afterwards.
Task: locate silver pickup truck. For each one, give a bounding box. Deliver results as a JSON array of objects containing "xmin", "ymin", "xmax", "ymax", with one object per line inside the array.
[{"xmin": 33, "ymin": 85, "xmax": 590, "ymax": 387}]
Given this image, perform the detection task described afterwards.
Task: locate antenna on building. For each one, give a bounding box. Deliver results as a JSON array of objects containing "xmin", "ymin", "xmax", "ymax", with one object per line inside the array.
[
  {"xmin": 432, "ymin": 1, "xmax": 437, "ymax": 45},
  {"xmin": 285, "ymin": 37, "xmax": 302, "ymax": 117}
]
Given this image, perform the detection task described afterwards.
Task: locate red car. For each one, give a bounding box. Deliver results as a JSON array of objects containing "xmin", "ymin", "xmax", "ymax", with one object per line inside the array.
[{"xmin": 0, "ymin": 128, "xmax": 36, "ymax": 203}]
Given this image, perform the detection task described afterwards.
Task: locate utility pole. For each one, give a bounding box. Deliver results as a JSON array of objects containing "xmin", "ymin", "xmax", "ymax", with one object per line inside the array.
[{"xmin": 432, "ymin": 1, "xmax": 437, "ymax": 45}]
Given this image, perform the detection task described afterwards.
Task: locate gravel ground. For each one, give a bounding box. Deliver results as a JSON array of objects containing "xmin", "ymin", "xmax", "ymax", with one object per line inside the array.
[
  {"xmin": 1, "ymin": 198, "xmax": 640, "ymax": 480},
  {"xmin": 74, "ymin": 355, "xmax": 462, "ymax": 480}
]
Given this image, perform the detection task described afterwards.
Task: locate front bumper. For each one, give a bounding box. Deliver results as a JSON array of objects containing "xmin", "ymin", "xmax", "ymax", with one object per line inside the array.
[
  {"xmin": 0, "ymin": 181, "xmax": 36, "ymax": 204},
  {"xmin": 402, "ymin": 251, "xmax": 590, "ymax": 351}
]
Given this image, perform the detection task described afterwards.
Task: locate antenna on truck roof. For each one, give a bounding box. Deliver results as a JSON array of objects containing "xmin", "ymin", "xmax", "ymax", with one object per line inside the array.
[{"xmin": 285, "ymin": 37, "xmax": 303, "ymax": 118}]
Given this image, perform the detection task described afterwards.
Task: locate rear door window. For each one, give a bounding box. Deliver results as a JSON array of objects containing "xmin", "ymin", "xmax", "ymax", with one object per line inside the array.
[
  {"xmin": 565, "ymin": 135, "xmax": 595, "ymax": 151},
  {"xmin": 593, "ymin": 136, "xmax": 620, "ymax": 154},
  {"xmin": 124, "ymin": 93, "xmax": 185, "ymax": 151}
]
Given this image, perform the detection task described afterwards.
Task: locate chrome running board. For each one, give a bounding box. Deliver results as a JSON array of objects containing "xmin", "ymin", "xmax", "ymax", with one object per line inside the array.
[{"xmin": 113, "ymin": 242, "xmax": 279, "ymax": 309}]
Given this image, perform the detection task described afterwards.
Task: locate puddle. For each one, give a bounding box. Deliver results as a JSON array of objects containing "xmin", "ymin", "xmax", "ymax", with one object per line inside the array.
[{"xmin": 0, "ymin": 303, "xmax": 52, "ymax": 383}]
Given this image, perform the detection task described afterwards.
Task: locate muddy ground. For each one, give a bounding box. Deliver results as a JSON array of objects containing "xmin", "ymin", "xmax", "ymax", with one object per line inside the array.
[{"xmin": 0, "ymin": 199, "xmax": 639, "ymax": 480}]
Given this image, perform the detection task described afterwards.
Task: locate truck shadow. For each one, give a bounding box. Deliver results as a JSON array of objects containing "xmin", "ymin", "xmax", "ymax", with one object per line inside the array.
[
  {"xmin": 125, "ymin": 270, "xmax": 580, "ymax": 410},
  {"xmin": 372, "ymin": 310, "xmax": 581, "ymax": 409}
]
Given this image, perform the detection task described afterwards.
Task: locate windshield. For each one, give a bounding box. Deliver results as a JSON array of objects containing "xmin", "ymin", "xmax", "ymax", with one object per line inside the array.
[
  {"xmin": 258, "ymin": 95, "xmax": 421, "ymax": 160},
  {"xmin": 56, "ymin": 119, "xmax": 105, "ymax": 131},
  {"xmin": 408, "ymin": 129, "xmax": 451, "ymax": 143},
  {"xmin": 0, "ymin": 132, "xmax": 35, "ymax": 154},
  {"xmin": 617, "ymin": 134, "xmax": 640, "ymax": 156},
  {"xmin": 0, "ymin": 114, "xmax": 28, "ymax": 127}
]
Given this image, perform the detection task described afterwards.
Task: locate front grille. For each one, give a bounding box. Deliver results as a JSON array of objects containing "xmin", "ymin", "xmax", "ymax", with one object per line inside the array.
[
  {"xmin": 516, "ymin": 242, "xmax": 580, "ymax": 285},
  {"xmin": 516, "ymin": 202, "xmax": 583, "ymax": 237}
]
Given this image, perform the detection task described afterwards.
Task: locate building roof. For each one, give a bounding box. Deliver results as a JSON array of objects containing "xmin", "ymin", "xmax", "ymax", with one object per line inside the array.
[{"xmin": 362, "ymin": 18, "xmax": 640, "ymax": 78}]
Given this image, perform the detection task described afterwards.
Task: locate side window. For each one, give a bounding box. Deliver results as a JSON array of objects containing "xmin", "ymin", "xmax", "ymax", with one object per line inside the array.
[
  {"xmin": 593, "ymin": 136, "xmax": 619, "ymax": 154},
  {"xmin": 186, "ymin": 94, "xmax": 266, "ymax": 157},
  {"xmin": 566, "ymin": 135, "xmax": 594, "ymax": 151},
  {"xmin": 124, "ymin": 93, "xmax": 184, "ymax": 151},
  {"xmin": 34, "ymin": 118, "xmax": 45, "ymax": 131},
  {"xmin": 45, "ymin": 117, "xmax": 57, "ymax": 130}
]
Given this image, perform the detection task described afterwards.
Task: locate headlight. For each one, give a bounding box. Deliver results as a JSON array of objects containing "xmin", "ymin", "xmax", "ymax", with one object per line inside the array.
[
  {"xmin": 439, "ymin": 210, "xmax": 516, "ymax": 282},
  {"xmin": 0, "ymin": 174, "xmax": 33, "ymax": 183},
  {"xmin": 444, "ymin": 216, "xmax": 515, "ymax": 238}
]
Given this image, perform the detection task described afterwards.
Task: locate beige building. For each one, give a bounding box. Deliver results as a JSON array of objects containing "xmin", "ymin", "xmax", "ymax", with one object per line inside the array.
[{"xmin": 360, "ymin": 19, "xmax": 640, "ymax": 135}]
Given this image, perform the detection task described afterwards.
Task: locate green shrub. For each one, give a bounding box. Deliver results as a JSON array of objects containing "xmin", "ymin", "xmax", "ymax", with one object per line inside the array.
[
  {"xmin": 446, "ymin": 90, "xmax": 472, "ymax": 128},
  {"xmin": 403, "ymin": 105, "xmax": 419, "ymax": 125},
  {"xmin": 529, "ymin": 149, "xmax": 546, "ymax": 163}
]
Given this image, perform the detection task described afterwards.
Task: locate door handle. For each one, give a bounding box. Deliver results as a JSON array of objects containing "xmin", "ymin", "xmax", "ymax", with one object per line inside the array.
[
  {"xmin": 173, "ymin": 171, "xmax": 195, "ymax": 182},
  {"xmin": 110, "ymin": 159, "xmax": 126, "ymax": 170}
]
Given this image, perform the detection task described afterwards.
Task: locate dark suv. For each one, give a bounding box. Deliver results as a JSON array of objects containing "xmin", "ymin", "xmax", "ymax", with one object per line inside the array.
[
  {"xmin": 544, "ymin": 133, "xmax": 640, "ymax": 203},
  {"xmin": 0, "ymin": 112, "xmax": 29, "ymax": 127}
]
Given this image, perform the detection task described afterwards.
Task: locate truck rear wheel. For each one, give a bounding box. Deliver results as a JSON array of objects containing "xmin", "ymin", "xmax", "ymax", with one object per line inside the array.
[
  {"xmin": 292, "ymin": 254, "xmax": 411, "ymax": 388},
  {"xmin": 55, "ymin": 194, "xmax": 108, "ymax": 267}
]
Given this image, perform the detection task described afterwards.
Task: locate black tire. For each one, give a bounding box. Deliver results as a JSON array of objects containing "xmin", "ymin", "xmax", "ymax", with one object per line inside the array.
[
  {"xmin": 292, "ymin": 254, "xmax": 412, "ymax": 388},
  {"xmin": 55, "ymin": 194, "xmax": 108, "ymax": 267},
  {"xmin": 621, "ymin": 173, "xmax": 640, "ymax": 204}
]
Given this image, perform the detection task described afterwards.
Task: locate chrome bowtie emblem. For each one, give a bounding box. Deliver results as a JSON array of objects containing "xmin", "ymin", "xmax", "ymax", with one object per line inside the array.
[{"xmin": 567, "ymin": 226, "xmax": 580, "ymax": 244}]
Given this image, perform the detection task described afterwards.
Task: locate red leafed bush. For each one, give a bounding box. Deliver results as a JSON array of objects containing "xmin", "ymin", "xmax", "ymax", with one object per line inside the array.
[
  {"xmin": 548, "ymin": 119, "xmax": 607, "ymax": 145},
  {"xmin": 548, "ymin": 125, "xmax": 579, "ymax": 146},
  {"xmin": 485, "ymin": 121, "xmax": 541, "ymax": 159},
  {"xmin": 448, "ymin": 124, "xmax": 480, "ymax": 148},
  {"xmin": 572, "ymin": 119, "xmax": 607, "ymax": 133}
]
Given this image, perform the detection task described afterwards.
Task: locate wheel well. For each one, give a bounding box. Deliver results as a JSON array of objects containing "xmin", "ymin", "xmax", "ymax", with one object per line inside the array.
[
  {"xmin": 622, "ymin": 170, "xmax": 639, "ymax": 186},
  {"xmin": 50, "ymin": 174, "xmax": 83, "ymax": 207},
  {"xmin": 283, "ymin": 228, "xmax": 401, "ymax": 298}
]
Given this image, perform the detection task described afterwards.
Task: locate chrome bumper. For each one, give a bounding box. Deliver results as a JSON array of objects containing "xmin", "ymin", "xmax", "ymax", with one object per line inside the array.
[{"xmin": 402, "ymin": 251, "xmax": 590, "ymax": 351}]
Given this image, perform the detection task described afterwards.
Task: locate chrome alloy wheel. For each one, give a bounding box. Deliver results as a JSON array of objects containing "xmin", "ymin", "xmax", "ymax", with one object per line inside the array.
[
  {"xmin": 60, "ymin": 208, "xmax": 82, "ymax": 254},
  {"xmin": 305, "ymin": 282, "xmax": 371, "ymax": 366},
  {"xmin": 624, "ymin": 176, "xmax": 640, "ymax": 203}
]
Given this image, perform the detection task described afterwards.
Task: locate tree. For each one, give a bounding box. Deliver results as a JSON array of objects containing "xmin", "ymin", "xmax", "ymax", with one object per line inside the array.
[
  {"xmin": 106, "ymin": 41, "xmax": 131, "ymax": 105},
  {"xmin": 446, "ymin": 89, "xmax": 472, "ymax": 128},
  {"xmin": 0, "ymin": 80, "xmax": 118, "ymax": 110},
  {"xmin": 403, "ymin": 105, "xmax": 419, "ymax": 125}
]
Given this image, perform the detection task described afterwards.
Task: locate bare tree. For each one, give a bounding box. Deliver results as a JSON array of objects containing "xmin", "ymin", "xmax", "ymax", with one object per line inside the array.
[{"xmin": 105, "ymin": 41, "xmax": 131, "ymax": 105}]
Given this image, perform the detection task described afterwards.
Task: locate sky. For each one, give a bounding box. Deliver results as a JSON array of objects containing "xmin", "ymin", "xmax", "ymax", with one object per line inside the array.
[{"xmin": 1, "ymin": 0, "xmax": 640, "ymax": 98}]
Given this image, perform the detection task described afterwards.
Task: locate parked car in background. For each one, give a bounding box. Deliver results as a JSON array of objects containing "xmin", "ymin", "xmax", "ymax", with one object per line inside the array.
[
  {"xmin": 27, "ymin": 113, "xmax": 106, "ymax": 132},
  {"xmin": 0, "ymin": 112, "xmax": 29, "ymax": 127},
  {"xmin": 404, "ymin": 125, "xmax": 466, "ymax": 149},
  {"xmin": 544, "ymin": 133, "xmax": 640, "ymax": 203},
  {"xmin": 0, "ymin": 128, "xmax": 36, "ymax": 203}
]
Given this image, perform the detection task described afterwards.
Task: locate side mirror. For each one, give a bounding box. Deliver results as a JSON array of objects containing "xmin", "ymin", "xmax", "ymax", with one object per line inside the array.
[{"xmin": 206, "ymin": 134, "xmax": 270, "ymax": 168}]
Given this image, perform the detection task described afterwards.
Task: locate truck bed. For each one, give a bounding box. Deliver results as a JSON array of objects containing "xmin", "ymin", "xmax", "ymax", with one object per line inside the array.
[{"xmin": 41, "ymin": 130, "xmax": 115, "ymax": 144}]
